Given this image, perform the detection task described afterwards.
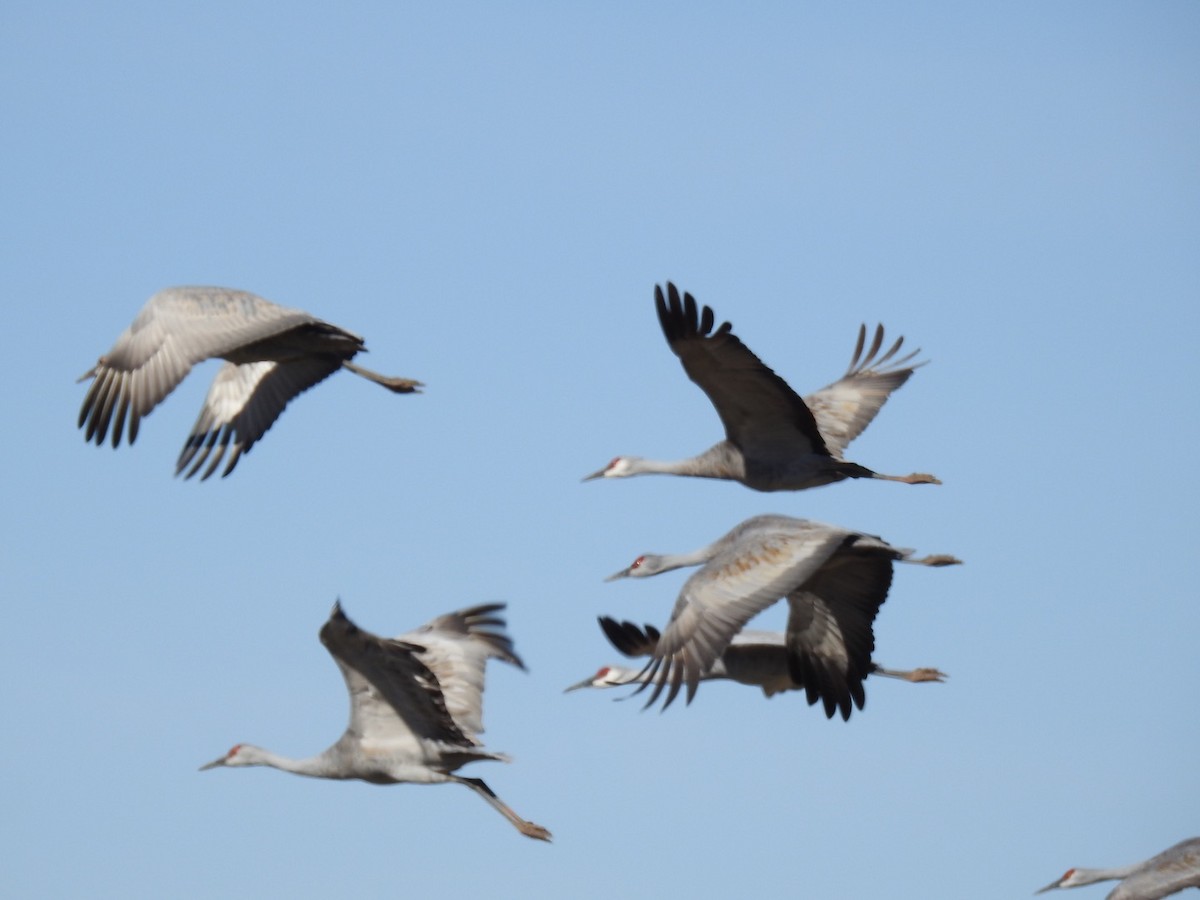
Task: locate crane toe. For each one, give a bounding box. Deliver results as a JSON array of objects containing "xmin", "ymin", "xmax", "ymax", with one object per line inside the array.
[{"xmin": 520, "ymin": 822, "xmax": 553, "ymax": 842}]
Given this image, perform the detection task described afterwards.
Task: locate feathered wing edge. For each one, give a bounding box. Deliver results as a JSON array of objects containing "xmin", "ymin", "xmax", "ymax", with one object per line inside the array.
[
  {"xmin": 804, "ymin": 323, "xmax": 926, "ymax": 457},
  {"xmin": 654, "ymin": 282, "xmax": 831, "ymax": 458},
  {"xmin": 784, "ymin": 543, "xmax": 897, "ymax": 720},
  {"xmin": 417, "ymin": 604, "xmax": 526, "ymax": 671},
  {"xmin": 598, "ymin": 617, "xmax": 661, "ymax": 658},
  {"xmin": 175, "ymin": 356, "xmax": 343, "ymax": 479},
  {"xmin": 319, "ymin": 602, "xmax": 478, "ymax": 749}
]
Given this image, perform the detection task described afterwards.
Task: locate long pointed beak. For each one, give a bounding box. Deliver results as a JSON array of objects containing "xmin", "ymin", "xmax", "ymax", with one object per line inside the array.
[
  {"xmin": 563, "ymin": 677, "xmax": 594, "ymax": 693},
  {"xmin": 604, "ymin": 568, "xmax": 631, "ymax": 582},
  {"xmin": 1034, "ymin": 881, "xmax": 1062, "ymax": 895},
  {"xmin": 581, "ymin": 468, "xmax": 607, "ymax": 482},
  {"xmin": 198, "ymin": 756, "xmax": 227, "ymax": 771}
]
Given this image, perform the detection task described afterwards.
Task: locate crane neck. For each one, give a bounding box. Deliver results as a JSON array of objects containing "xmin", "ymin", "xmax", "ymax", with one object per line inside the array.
[
  {"xmin": 628, "ymin": 442, "xmax": 744, "ymax": 480},
  {"xmin": 657, "ymin": 546, "xmax": 717, "ymax": 572},
  {"xmin": 1065, "ymin": 864, "xmax": 1141, "ymax": 887},
  {"xmin": 628, "ymin": 544, "xmax": 719, "ymax": 578},
  {"xmin": 239, "ymin": 745, "xmax": 345, "ymax": 779}
]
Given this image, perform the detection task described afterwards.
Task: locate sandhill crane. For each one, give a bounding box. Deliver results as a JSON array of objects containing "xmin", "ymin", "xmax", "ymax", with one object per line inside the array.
[
  {"xmin": 200, "ymin": 602, "xmax": 551, "ymax": 842},
  {"xmin": 584, "ymin": 282, "xmax": 940, "ymax": 492},
  {"xmin": 1035, "ymin": 837, "xmax": 1200, "ymax": 900},
  {"xmin": 78, "ymin": 286, "xmax": 421, "ymax": 479},
  {"xmin": 565, "ymin": 618, "xmax": 946, "ymax": 717},
  {"xmin": 604, "ymin": 514, "xmax": 959, "ymax": 717}
]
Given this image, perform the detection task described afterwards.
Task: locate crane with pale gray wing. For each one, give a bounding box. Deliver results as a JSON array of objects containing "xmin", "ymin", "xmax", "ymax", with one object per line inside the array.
[
  {"xmin": 200, "ymin": 602, "xmax": 551, "ymax": 842},
  {"xmin": 566, "ymin": 617, "xmax": 946, "ymax": 717},
  {"xmin": 1036, "ymin": 837, "xmax": 1200, "ymax": 900},
  {"xmin": 79, "ymin": 286, "xmax": 421, "ymax": 478},
  {"xmin": 603, "ymin": 514, "xmax": 959, "ymax": 718}
]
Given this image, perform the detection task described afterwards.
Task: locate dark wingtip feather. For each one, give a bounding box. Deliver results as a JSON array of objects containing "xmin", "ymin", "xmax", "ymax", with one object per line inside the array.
[
  {"xmin": 655, "ymin": 282, "xmax": 732, "ymax": 344},
  {"xmin": 320, "ymin": 600, "xmax": 356, "ymax": 646},
  {"xmin": 598, "ymin": 617, "xmax": 659, "ymax": 658},
  {"xmin": 661, "ymin": 656, "xmax": 685, "ymax": 709},
  {"xmin": 443, "ymin": 603, "xmax": 525, "ymax": 671}
]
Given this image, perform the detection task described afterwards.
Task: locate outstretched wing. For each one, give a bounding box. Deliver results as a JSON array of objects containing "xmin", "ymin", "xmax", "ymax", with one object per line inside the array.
[
  {"xmin": 637, "ymin": 521, "xmax": 850, "ymax": 709},
  {"xmin": 320, "ymin": 603, "xmax": 475, "ymax": 751},
  {"xmin": 399, "ymin": 604, "xmax": 524, "ymax": 740},
  {"xmin": 78, "ymin": 286, "xmax": 323, "ymax": 447},
  {"xmin": 655, "ymin": 283, "xmax": 830, "ymax": 459},
  {"xmin": 175, "ymin": 355, "xmax": 343, "ymax": 479},
  {"xmin": 803, "ymin": 323, "xmax": 924, "ymax": 458},
  {"xmin": 785, "ymin": 539, "xmax": 900, "ymax": 720}
]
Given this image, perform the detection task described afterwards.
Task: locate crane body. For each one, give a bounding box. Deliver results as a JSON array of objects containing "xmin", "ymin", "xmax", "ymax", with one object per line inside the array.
[
  {"xmin": 604, "ymin": 514, "xmax": 959, "ymax": 717},
  {"xmin": 201, "ymin": 602, "xmax": 551, "ymax": 842},
  {"xmin": 1036, "ymin": 837, "xmax": 1200, "ymax": 900},
  {"xmin": 79, "ymin": 286, "xmax": 421, "ymax": 478},
  {"xmin": 567, "ymin": 618, "xmax": 947, "ymax": 707},
  {"xmin": 585, "ymin": 283, "xmax": 939, "ymax": 492}
]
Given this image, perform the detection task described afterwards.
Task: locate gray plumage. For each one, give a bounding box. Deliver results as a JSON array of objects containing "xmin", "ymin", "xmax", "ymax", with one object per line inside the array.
[
  {"xmin": 78, "ymin": 286, "xmax": 421, "ymax": 479},
  {"xmin": 565, "ymin": 618, "xmax": 946, "ymax": 716},
  {"xmin": 200, "ymin": 602, "xmax": 551, "ymax": 842},
  {"xmin": 584, "ymin": 282, "xmax": 939, "ymax": 492},
  {"xmin": 604, "ymin": 514, "xmax": 960, "ymax": 718},
  {"xmin": 1036, "ymin": 837, "xmax": 1200, "ymax": 900}
]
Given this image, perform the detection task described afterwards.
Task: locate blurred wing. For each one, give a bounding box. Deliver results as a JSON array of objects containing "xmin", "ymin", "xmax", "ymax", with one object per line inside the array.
[
  {"xmin": 639, "ymin": 523, "xmax": 849, "ymax": 709},
  {"xmin": 401, "ymin": 604, "xmax": 523, "ymax": 740},
  {"xmin": 655, "ymin": 283, "xmax": 829, "ymax": 459},
  {"xmin": 175, "ymin": 356, "xmax": 343, "ymax": 479},
  {"xmin": 784, "ymin": 543, "xmax": 898, "ymax": 720},
  {"xmin": 803, "ymin": 324, "xmax": 923, "ymax": 458},
  {"xmin": 598, "ymin": 617, "xmax": 662, "ymax": 658},
  {"xmin": 79, "ymin": 286, "xmax": 320, "ymax": 448},
  {"xmin": 320, "ymin": 604, "xmax": 474, "ymax": 749}
]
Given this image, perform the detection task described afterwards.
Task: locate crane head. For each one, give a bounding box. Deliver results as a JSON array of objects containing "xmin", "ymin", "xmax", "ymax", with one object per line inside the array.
[
  {"xmin": 563, "ymin": 666, "xmax": 640, "ymax": 692},
  {"xmin": 604, "ymin": 554, "xmax": 667, "ymax": 581},
  {"xmin": 582, "ymin": 456, "xmax": 640, "ymax": 481},
  {"xmin": 1034, "ymin": 869, "xmax": 1076, "ymax": 893},
  {"xmin": 199, "ymin": 743, "xmax": 258, "ymax": 770}
]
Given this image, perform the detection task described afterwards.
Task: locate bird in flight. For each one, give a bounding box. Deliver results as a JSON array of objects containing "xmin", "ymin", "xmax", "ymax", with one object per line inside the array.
[
  {"xmin": 1035, "ymin": 837, "xmax": 1200, "ymax": 899},
  {"xmin": 200, "ymin": 602, "xmax": 551, "ymax": 842},
  {"xmin": 604, "ymin": 514, "xmax": 959, "ymax": 717},
  {"xmin": 565, "ymin": 617, "xmax": 946, "ymax": 719},
  {"xmin": 79, "ymin": 286, "xmax": 421, "ymax": 478},
  {"xmin": 585, "ymin": 282, "xmax": 939, "ymax": 492}
]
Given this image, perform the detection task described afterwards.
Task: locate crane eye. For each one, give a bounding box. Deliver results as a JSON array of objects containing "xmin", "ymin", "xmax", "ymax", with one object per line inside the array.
[{"xmin": 631, "ymin": 556, "xmax": 644, "ymax": 570}]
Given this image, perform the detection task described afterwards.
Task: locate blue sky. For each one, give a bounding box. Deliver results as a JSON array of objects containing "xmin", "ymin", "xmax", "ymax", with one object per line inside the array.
[{"xmin": 2, "ymin": 3, "xmax": 1197, "ymax": 898}]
